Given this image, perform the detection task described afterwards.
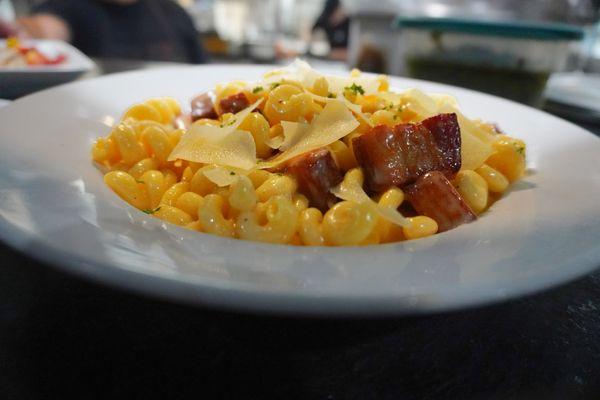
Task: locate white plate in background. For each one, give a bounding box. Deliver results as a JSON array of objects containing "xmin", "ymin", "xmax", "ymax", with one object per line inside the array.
[
  {"xmin": 0, "ymin": 65, "xmax": 599, "ymax": 315},
  {"xmin": 0, "ymin": 39, "xmax": 95, "ymax": 98}
]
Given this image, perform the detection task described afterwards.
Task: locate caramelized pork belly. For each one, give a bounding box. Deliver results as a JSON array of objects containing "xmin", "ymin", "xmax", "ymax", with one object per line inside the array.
[
  {"xmin": 405, "ymin": 171, "xmax": 476, "ymax": 232},
  {"xmin": 191, "ymin": 93, "xmax": 218, "ymax": 121},
  {"xmin": 353, "ymin": 113, "xmax": 461, "ymax": 192},
  {"xmin": 287, "ymin": 149, "xmax": 343, "ymax": 212},
  {"xmin": 219, "ymin": 92, "xmax": 250, "ymax": 115}
]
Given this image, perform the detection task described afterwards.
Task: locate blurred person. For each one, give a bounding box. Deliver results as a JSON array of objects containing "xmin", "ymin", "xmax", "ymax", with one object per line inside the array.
[
  {"xmin": 312, "ymin": 0, "xmax": 349, "ymax": 61},
  {"xmin": 0, "ymin": 0, "xmax": 206, "ymax": 63}
]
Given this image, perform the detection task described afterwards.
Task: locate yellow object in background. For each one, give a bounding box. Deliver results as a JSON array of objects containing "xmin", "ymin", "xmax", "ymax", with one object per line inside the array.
[{"xmin": 6, "ymin": 37, "xmax": 19, "ymax": 49}]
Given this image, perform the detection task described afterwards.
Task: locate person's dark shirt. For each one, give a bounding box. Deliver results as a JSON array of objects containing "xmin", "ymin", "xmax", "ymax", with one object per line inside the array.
[
  {"xmin": 34, "ymin": 0, "xmax": 205, "ymax": 63},
  {"xmin": 312, "ymin": 0, "xmax": 349, "ymax": 49}
]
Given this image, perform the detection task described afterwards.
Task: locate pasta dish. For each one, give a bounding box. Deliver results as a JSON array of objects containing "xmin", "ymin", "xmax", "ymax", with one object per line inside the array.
[
  {"xmin": 0, "ymin": 38, "xmax": 66, "ymax": 67},
  {"xmin": 91, "ymin": 60, "xmax": 526, "ymax": 246}
]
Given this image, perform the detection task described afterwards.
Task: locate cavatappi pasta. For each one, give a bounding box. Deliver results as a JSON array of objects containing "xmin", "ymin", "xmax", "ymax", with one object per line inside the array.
[{"xmin": 91, "ymin": 60, "xmax": 526, "ymax": 246}]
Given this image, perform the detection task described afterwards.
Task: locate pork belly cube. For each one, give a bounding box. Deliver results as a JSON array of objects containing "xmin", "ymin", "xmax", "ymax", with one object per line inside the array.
[
  {"xmin": 352, "ymin": 124, "xmax": 445, "ymax": 191},
  {"xmin": 421, "ymin": 113, "xmax": 461, "ymax": 174},
  {"xmin": 219, "ymin": 92, "xmax": 249, "ymax": 115},
  {"xmin": 287, "ymin": 149, "xmax": 343, "ymax": 212},
  {"xmin": 191, "ymin": 93, "xmax": 218, "ymax": 121},
  {"xmin": 405, "ymin": 171, "xmax": 476, "ymax": 232},
  {"xmin": 353, "ymin": 113, "xmax": 462, "ymax": 192}
]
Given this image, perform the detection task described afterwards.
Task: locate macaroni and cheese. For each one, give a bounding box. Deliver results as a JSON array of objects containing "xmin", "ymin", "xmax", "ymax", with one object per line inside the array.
[{"xmin": 91, "ymin": 60, "xmax": 526, "ymax": 246}]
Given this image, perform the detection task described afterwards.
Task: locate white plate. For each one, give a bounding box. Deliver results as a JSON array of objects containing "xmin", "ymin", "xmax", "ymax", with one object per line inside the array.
[
  {"xmin": 0, "ymin": 39, "xmax": 95, "ymax": 98},
  {"xmin": 0, "ymin": 65, "xmax": 599, "ymax": 315}
]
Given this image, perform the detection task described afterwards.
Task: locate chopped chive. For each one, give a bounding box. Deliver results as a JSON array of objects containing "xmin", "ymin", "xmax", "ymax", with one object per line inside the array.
[
  {"xmin": 344, "ymin": 83, "xmax": 365, "ymax": 95},
  {"xmin": 142, "ymin": 206, "xmax": 161, "ymax": 215},
  {"xmin": 252, "ymin": 86, "xmax": 263, "ymax": 94}
]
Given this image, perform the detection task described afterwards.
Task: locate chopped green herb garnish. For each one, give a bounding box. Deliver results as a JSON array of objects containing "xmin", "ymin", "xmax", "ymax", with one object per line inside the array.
[
  {"xmin": 516, "ymin": 145, "xmax": 525, "ymax": 155},
  {"xmin": 327, "ymin": 92, "xmax": 336, "ymax": 98},
  {"xmin": 135, "ymin": 179, "xmax": 145, "ymax": 184},
  {"xmin": 143, "ymin": 206, "xmax": 161, "ymax": 215},
  {"xmin": 230, "ymin": 171, "xmax": 236, "ymax": 176},
  {"xmin": 252, "ymin": 86, "xmax": 263, "ymax": 94},
  {"xmin": 271, "ymin": 82, "xmax": 281, "ymax": 89},
  {"xmin": 345, "ymin": 83, "xmax": 365, "ymax": 95},
  {"xmin": 220, "ymin": 119, "xmax": 236, "ymax": 128}
]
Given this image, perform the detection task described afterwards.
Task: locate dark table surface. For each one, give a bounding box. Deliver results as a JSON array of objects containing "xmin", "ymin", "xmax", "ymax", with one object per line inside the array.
[{"xmin": 2, "ymin": 63, "xmax": 600, "ymax": 400}]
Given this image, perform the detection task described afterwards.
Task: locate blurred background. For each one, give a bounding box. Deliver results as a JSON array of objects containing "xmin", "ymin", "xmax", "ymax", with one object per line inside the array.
[{"xmin": 1, "ymin": 0, "xmax": 600, "ymax": 121}]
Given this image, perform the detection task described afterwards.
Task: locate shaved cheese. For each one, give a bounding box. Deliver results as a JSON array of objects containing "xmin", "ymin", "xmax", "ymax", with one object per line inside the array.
[
  {"xmin": 331, "ymin": 169, "xmax": 409, "ymax": 227},
  {"xmin": 437, "ymin": 102, "xmax": 495, "ymax": 144},
  {"xmin": 326, "ymin": 75, "xmax": 379, "ymax": 96},
  {"xmin": 430, "ymin": 93, "xmax": 459, "ymax": 109},
  {"xmin": 307, "ymin": 92, "xmax": 373, "ymax": 127},
  {"xmin": 262, "ymin": 59, "xmax": 319, "ymax": 87},
  {"xmin": 279, "ymin": 121, "xmax": 310, "ymax": 151},
  {"xmin": 264, "ymin": 135, "xmax": 284, "ymax": 149},
  {"xmin": 258, "ymin": 100, "xmax": 359, "ymax": 169},
  {"xmin": 202, "ymin": 165, "xmax": 249, "ymax": 187},
  {"xmin": 377, "ymin": 206, "xmax": 411, "ymax": 227},
  {"xmin": 342, "ymin": 97, "xmax": 373, "ymax": 127},
  {"xmin": 169, "ymin": 129, "xmax": 256, "ymax": 170},
  {"xmin": 378, "ymin": 91, "xmax": 403, "ymax": 104},
  {"xmin": 168, "ymin": 99, "xmax": 262, "ymax": 169},
  {"xmin": 307, "ymin": 92, "xmax": 333, "ymax": 104},
  {"xmin": 262, "ymin": 59, "xmax": 379, "ymax": 96},
  {"xmin": 264, "ymin": 121, "xmax": 310, "ymax": 150},
  {"xmin": 459, "ymin": 131, "xmax": 493, "ymax": 171},
  {"xmin": 330, "ymin": 171, "xmax": 372, "ymax": 204},
  {"xmin": 401, "ymin": 88, "xmax": 438, "ymax": 118}
]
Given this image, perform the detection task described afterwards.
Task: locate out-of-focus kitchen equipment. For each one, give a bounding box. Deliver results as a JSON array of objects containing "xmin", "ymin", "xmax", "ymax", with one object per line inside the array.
[
  {"xmin": 201, "ymin": 0, "xmax": 323, "ymax": 62},
  {"xmin": 396, "ymin": 18, "xmax": 584, "ymax": 106},
  {"xmin": 347, "ymin": 10, "xmax": 400, "ymax": 74},
  {"xmin": 344, "ymin": 0, "xmax": 595, "ymax": 78},
  {"xmin": 0, "ymin": 0, "xmax": 15, "ymax": 23},
  {"xmin": 544, "ymin": 71, "xmax": 600, "ymax": 127},
  {"xmin": 344, "ymin": 0, "xmax": 401, "ymax": 74}
]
